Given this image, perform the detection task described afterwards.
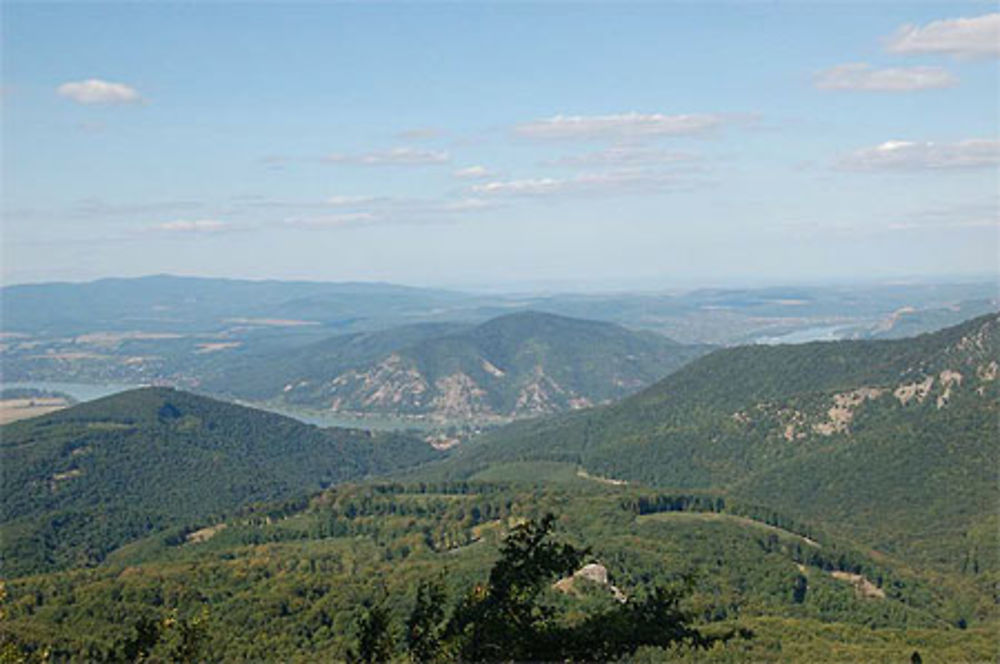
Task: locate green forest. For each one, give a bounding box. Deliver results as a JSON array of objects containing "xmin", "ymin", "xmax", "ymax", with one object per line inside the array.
[{"xmin": 1, "ymin": 314, "xmax": 997, "ymax": 661}]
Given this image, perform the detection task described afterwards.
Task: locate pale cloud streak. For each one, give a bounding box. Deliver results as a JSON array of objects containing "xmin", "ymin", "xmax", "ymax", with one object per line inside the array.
[
  {"xmin": 453, "ymin": 165, "xmax": 495, "ymax": 179},
  {"xmin": 514, "ymin": 112, "xmax": 738, "ymax": 140},
  {"xmin": 283, "ymin": 213, "xmax": 378, "ymax": 229},
  {"xmin": 57, "ymin": 79, "xmax": 143, "ymax": 105},
  {"xmin": 153, "ymin": 219, "xmax": 232, "ymax": 234},
  {"xmin": 322, "ymin": 147, "xmax": 449, "ymax": 165},
  {"xmin": 544, "ymin": 146, "xmax": 697, "ymax": 167},
  {"xmin": 814, "ymin": 63, "xmax": 957, "ymax": 92},
  {"xmin": 885, "ymin": 13, "xmax": 1000, "ymax": 58},
  {"xmin": 837, "ymin": 139, "xmax": 1000, "ymax": 171},
  {"xmin": 472, "ymin": 170, "xmax": 687, "ymax": 197}
]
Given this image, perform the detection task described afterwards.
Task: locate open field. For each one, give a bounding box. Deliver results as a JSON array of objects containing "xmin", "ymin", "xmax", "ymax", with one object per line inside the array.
[{"xmin": 0, "ymin": 397, "xmax": 71, "ymax": 424}]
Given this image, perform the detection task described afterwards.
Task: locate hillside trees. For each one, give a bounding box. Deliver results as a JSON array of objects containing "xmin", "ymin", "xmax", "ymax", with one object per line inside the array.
[{"xmin": 353, "ymin": 514, "xmax": 717, "ymax": 663}]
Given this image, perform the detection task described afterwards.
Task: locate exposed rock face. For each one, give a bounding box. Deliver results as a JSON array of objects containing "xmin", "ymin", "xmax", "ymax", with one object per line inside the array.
[
  {"xmin": 553, "ymin": 563, "xmax": 627, "ymax": 603},
  {"xmin": 431, "ymin": 373, "xmax": 490, "ymax": 419},
  {"xmin": 813, "ymin": 387, "xmax": 884, "ymax": 436},
  {"xmin": 894, "ymin": 376, "xmax": 934, "ymax": 406},
  {"xmin": 731, "ymin": 337, "xmax": 999, "ymax": 441},
  {"xmin": 830, "ymin": 571, "xmax": 885, "ymax": 599},
  {"xmin": 936, "ymin": 370, "xmax": 963, "ymax": 408},
  {"xmin": 977, "ymin": 360, "xmax": 997, "ymax": 382},
  {"xmin": 327, "ymin": 354, "xmax": 430, "ymax": 410},
  {"xmin": 514, "ymin": 367, "xmax": 567, "ymax": 415}
]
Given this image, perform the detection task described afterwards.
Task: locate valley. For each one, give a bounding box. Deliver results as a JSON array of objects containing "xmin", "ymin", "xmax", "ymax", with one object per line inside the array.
[
  {"xmin": 3, "ymin": 277, "xmax": 995, "ymax": 430},
  {"xmin": 6, "ymin": 2, "xmax": 998, "ymax": 660},
  {"xmin": 1, "ymin": 304, "xmax": 997, "ymax": 662}
]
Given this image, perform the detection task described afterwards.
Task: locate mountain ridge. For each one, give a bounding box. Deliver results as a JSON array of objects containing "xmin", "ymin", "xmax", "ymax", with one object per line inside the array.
[
  {"xmin": 424, "ymin": 312, "xmax": 999, "ymax": 573},
  {"xmin": 238, "ymin": 310, "xmax": 713, "ymax": 422}
]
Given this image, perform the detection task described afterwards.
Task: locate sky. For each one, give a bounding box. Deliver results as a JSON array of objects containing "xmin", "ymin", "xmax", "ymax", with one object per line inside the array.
[{"xmin": 2, "ymin": 2, "xmax": 998, "ymax": 290}]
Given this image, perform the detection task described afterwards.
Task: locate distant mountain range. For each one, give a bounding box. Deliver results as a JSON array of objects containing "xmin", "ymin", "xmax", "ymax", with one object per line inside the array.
[
  {"xmin": 3, "ymin": 274, "xmax": 995, "ymax": 340},
  {"xmin": 206, "ymin": 311, "xmax": 713, "ymax": 422}
]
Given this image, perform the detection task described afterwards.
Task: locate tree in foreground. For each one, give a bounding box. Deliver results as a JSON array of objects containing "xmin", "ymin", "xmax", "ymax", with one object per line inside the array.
[{"xmin": 356, "ymin": 513, "xmax": 719, "ymax": 662}]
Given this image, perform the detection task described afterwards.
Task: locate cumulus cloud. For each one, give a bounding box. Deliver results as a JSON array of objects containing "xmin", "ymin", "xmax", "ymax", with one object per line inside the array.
[
  {"xmin": 57, "ymin": 79, "xmax": 143, "ymax": 105},
  {"xmin": 544, "ymin": 146, "xmax": 697, "ymax": 167},
  {"xmin": 322, "ymin": 147, "xmax": 449, "ymax": 166},
  {"xmin": 814, "ymin": 63, "xmax": 957, "ymax": 91},
  {"xmin": 837, "ymin": 139, "xmax": 1000, "ymax": 171},
  {"xmin": 886, "ymin": 13, "xmax": 1000, "ymax": 58},
  {"xmin": 472, "ymin": 170, "xmax": 685, "ymax": 197},
  {"xmin": 153, "ymin": 219, "xmax": 231, "ymax": 233},
  {"xmin": 514, "ymin": 112, "xmax": 737, "ymax": 140},
  {"xmin": 453, "ymin": 165, "xmax": 495, "ymax": 179}
]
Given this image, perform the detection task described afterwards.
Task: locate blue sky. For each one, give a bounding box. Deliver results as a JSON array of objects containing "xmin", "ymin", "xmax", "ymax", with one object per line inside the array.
[{"xmin": 2, "ymin": 2, "xmax": 997, "ymax": 289}]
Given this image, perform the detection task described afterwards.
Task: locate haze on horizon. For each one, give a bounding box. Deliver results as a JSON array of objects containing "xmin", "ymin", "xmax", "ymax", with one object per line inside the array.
[{"xmin": 2, "ymin": 3, "xmax": 998, "ymax": 289}]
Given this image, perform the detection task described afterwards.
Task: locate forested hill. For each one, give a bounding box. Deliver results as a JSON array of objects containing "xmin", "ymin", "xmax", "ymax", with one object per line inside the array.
[
  {"xmin": 0, "ymin": 387, "xmax": 442, "ymax": 576},
  {"xmin": 435, "ymin": 312, "xmax": 999, "ymax": 573},
  {"xmin": 221, "ymin": 311, "xmax": 712, "ymax": 421},
  {"xmin": 198, "ymin": 321, "xmax": 472, "ymax": 400}
]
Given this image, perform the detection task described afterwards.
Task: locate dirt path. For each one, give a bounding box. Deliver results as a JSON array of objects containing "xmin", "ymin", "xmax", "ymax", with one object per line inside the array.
[{"xmin": 637, "ymin": 511, "xmax": 820, "ymax": 547}]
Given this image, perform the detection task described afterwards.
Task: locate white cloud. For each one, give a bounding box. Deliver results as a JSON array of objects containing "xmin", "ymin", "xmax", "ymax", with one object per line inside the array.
[
  {"xmin": 472, "ymin": 170, "xmax": 684, "ymax": 197},
  {"xmin": 322, "ymin": 147, "xmax": 449, "ymax": 165},
  {"xmin": 514, "ymin": 112, "xmax": 734, "ymax": 140},
  {"xmin": 154, "ymin": 219, "xmax": 231, "ymax": 233},
  {"xmin": 57, "ymin": 79, "xmax": 142, "ymax": 105},
  {"xmin": 545, "ymin": 146, "xmax": 697, "ymax": 167},
  {"xmin": 453, "ymin": 165, "xmax": 495, "ymax": 179},
  {"xmin": 886, "ymin": 13, "xmax": 1000, "ymax": 58},
  {"xmin": 837, "ymin": 139, "xmax": 1000, "ymax": 171},
  {"xmin": 814, "ymin": 63, "xmax": 957, "ymax": 91},
  {"xmin": 283, "ymin": 213, "xmax": 378, "ymax": 228}
]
